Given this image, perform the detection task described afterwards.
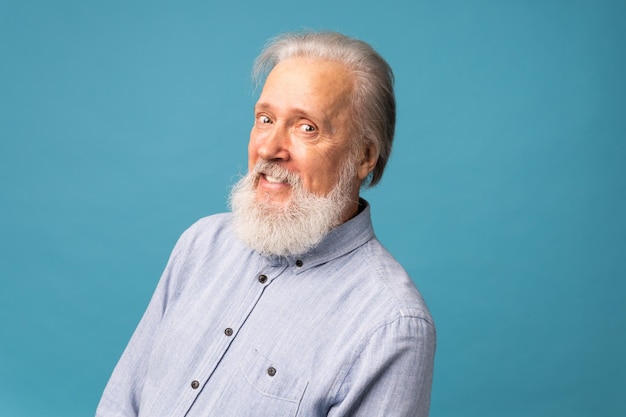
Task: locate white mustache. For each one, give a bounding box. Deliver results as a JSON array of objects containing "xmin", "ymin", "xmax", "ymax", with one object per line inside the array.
[{"xmin": 253, "ymin": 161, "xmax": 301, "ymax": 186}]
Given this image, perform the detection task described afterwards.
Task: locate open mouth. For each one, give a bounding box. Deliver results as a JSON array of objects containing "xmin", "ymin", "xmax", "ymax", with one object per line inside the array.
[{"xmin": 264, "ymin": 174, "xmax": 286, "ymax": 184}]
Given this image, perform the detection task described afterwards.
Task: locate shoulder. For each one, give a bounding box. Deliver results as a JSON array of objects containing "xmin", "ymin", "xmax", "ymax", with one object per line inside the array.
[
  {"xmin": 174, "ymin": 213, "xmax": 235, "ymax": 247},
  {"xmin": 183, "ymin": 212, "xmax": 233, "ymax": 236},
  {"xmin": 326, "ymin": 239, "xmax": 436, "ymax": 410},
  {"xmin": 354, "ymin": 237, "xmax": 434, "ymax": 327},
  {"xmin": 311, "ymin": 231, "xmax": 434, "ymax": 339},
  {"xmin": 158, "ymin": 212, "xmax": 252, "ymax": 302},
  {"xmin": 347, "ymin": 238, "xmax": 436, "ymax": 362},
  {"xmin": 165, "ymin": 212, "xmax": 250, "ymax": 268}
]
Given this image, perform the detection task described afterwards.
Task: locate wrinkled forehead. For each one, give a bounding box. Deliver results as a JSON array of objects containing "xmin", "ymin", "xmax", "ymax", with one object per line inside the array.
[{"xmin": 258, "ymin": 57, "xmax": 355, "ymax": 124}]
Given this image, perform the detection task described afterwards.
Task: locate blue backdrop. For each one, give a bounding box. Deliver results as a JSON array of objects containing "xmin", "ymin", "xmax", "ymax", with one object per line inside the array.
[{"xmin": 1, "ymin": 1, "xmax": 624, "ymax": 416}]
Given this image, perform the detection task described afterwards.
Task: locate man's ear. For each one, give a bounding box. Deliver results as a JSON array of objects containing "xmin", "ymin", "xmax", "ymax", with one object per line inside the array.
[{"xmin": 357, "ymin": 143, "xmax": 379, "ymax": 181}]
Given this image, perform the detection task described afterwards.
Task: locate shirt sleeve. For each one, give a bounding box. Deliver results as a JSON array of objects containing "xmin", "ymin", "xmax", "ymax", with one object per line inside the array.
[{"xmin": 328, "ymin": 314, "xmax": 436, "ymax": 417}]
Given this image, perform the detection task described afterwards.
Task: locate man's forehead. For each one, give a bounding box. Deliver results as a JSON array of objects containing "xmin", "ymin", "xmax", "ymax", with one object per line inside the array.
[
  {"xmin": 257, "ymin": 58, "xmax": 353, "ymax": 110},
  {"xmin": 265, "ymin": 57, "xmax": 352, "ymax": 89}
]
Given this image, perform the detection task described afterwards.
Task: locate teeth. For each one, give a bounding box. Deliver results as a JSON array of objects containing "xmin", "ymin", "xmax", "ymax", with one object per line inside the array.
[{"xmin": 265, "ymin": 175, "xmax": 283, "ymax": 184}]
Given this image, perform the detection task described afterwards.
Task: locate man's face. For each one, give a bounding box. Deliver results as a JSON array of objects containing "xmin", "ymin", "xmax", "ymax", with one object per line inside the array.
[{"xmin": 248, "ymin": 57, "xmax": 359, "ymax": 211}]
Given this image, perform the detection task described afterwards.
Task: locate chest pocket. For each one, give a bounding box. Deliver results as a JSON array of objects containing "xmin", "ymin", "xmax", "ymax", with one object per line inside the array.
[
  {"xmin": 211, "ymin": 348, "xmax": 309, "ymax": 416},
  {"xmin": 242, "ymin": 348, "xmax": 309, "ymax": 406}
]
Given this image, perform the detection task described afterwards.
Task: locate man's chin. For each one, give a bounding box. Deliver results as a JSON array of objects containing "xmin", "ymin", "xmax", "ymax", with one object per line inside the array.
[{"xmin": 255, "ymin": 191, "xmax": 292, "ymax": 209}]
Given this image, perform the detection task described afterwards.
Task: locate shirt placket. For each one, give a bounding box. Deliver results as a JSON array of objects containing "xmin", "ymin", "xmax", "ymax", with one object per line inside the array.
[{"xmin": 180, "ymin": 259, "xmax": 289, "ymax": 416}]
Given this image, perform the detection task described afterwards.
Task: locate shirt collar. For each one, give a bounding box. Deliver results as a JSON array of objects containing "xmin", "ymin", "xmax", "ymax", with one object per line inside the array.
[{"xmin": 282, "ymin": 198, "xmax": 375, "ymax": 274}]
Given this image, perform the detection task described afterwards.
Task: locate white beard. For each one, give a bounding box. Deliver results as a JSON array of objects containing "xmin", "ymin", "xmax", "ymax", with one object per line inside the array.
[{"xmin": 229, "ymin": 160, "xmax": 356, "ymax": 256}]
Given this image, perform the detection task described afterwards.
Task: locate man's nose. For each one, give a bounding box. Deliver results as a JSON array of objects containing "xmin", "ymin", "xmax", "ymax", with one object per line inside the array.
[{"xmin": 257, "ymin": 127, "xmax": 290, "ymax": 161}]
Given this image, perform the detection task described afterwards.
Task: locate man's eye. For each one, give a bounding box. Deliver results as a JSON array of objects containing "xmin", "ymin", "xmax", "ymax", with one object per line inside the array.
[
  {"xmin": 257, "ymin": 115, "xmax": 271, "ymax": 124},
  {"xmin": 299, "ymin": 124, "xmax": 315, "ymax": 133}
]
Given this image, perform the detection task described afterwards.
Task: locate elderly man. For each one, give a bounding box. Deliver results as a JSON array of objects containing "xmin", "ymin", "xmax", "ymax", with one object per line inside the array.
[{"xmin": 96, "ymin": 31, "xmax": 435, "ymax": 417}]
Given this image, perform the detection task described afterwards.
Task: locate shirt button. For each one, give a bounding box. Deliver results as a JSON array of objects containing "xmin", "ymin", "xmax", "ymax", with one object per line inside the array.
[
  {"xmin": 267, "ymin": 367, "xmax": 276, "ymax": 377},
  {"xmin": 191, "ymin": 380, "xmax": 200, "ymax": 389},
  {"xmin": 258, "ymin": 274, "xmax": 268, "ymax": 284},
  {"xmin": 224, "ymin": 327, "xmax": 233, "ymax": 336},
  {"xmin": 295, "ymin": 260, "xmax": 303, "ymax": 267}
]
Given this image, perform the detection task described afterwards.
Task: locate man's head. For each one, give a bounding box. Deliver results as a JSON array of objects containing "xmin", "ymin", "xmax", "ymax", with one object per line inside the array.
[
  {"xmin": 230, "ymin": 31, "xmax": 396, "ymax": 256},
  {"xmin": 253, "ymin": 31, "xmax": 396, "ymax": 189}
]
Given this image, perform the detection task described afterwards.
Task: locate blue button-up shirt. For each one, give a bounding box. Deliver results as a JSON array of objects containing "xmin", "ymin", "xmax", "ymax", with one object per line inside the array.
[{"xmin": 96, "ymin": 201, "xmax": 436, "ymax": 416}]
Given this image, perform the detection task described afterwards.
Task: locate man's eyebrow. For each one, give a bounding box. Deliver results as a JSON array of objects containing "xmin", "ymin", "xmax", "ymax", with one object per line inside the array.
[
  {"xmin": 254, "ymin": 102, "xmax": 272, "ymax": 111},
  {"xmin": 254, "ymin": 102, "xmax": 312, "ymax": 115},
  {"xmin": 255, "ymin": 102, "xmax": 324, "ymax": 120}
]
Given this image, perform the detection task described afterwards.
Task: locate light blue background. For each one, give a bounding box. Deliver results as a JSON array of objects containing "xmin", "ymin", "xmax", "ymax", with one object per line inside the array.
[{"xmin": 1, "ymin": 1, "xmax": 624, "ymax": 416}]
